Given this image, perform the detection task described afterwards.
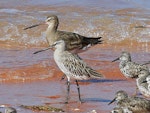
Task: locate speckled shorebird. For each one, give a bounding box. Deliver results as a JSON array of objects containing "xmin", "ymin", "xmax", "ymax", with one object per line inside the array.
[
  {"xmin": 111, "ymin": 107, "xmax": 132, "ymax": 113},
  {"xmin": 5, "ymin": 107, "xmax": 17, "ymax": 113},
  {"xmin": 49, "ymin": 40, "xmax": 103, "ymax": 103},
  {"xmin": 112, "ymin": 51, "xmax": 149, "ymax": 78},
  {"xmin": 24, "ymin": 15, "xmax": 103, "ymax": 54},
  {"xmin": 108, "ymin": 90, "xmax": 150, "ymax": 113},
  {"xmin": 136, "ymin": 70, "xmax": 150, "ymax": 97}
]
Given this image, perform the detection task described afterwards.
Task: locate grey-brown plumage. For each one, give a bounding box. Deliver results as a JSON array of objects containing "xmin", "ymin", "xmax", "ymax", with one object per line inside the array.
[
  {"xmin": 53, "ymin": 40, "xmax": 103, "ymax": 80},
  {"xmin": 51, "ymin": 40, "xmax": 103, "ymax": 103},
  {"xmin": 136, "ymin": 70, "xmax": 150, "ymax": 97},
  {"xmin": 108, "ymin": 90, "xmax": 150, "ymax": 113},
  {"xmin": 46, "ymin": 15, "xmax": 102, "ymax": 52},
  {"xmin": 25, "ymin": 15, "xmax": 103, "ymax": 54},
  {"xmin": 112, "ymin": 51, "xmax": 149, "ymax": 78}
]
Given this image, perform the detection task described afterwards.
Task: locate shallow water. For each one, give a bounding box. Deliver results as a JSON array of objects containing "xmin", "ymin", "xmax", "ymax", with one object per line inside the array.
[
  {"xmin": 0, "ymin": 78, "xmax": 137, "ymax": 113},
  {"xmin": 0, "ymin": 0, "xmax": 150, "ymax": 113}
]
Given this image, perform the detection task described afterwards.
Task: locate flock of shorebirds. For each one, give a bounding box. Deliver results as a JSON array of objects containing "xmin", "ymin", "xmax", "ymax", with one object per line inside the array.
[{"xmin": 18, "ymin": 15, "xmax": 150, "ymax": 113}]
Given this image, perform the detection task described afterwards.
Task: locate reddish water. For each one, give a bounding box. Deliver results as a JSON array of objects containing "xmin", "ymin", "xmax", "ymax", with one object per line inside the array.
[{"xmin": 0, "ymin": 0, "xmax": 150, "ymax": 113}]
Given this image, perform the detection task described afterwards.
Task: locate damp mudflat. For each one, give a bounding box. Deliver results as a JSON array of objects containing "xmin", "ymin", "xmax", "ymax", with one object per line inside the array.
[
  {"xmin": 0, "ymin": 0, "xmax": 150, "ymax": 113},
  {"xmin": 0, "ymin": 45, "xmax": 149, "ymax": 113},
  {"xmin": 0, "ymin": 70, "xmax": 138, "ymax": 113}
]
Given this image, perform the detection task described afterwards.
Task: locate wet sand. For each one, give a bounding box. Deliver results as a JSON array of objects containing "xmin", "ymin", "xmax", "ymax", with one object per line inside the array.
[
  {"xmin": 0, "ymin": 0, "xmax": 150, "ymax": 112},
  {"xmin": 0, "ymin": 43, "xmax": 149, "ymax": 113},
  {"xmin": 0, "ymin": 71, "xmax": 136, "ymax": 113}
]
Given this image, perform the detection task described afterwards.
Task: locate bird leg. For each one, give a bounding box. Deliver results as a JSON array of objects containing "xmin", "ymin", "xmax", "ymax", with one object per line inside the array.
[
  {"xmin": 75, "ymin": 80, "xmax": 82, "ymax": 103},
  {"xmin": 65, "ymin": 80, "xmax": 70, "ymax": 104},
  {"xmin": 60, "ymin": 74, "xmax": 66, "ymax": 81},
  {"xmin": 132, "ymin": 85, "xmax": 138, "ymax": 97}
]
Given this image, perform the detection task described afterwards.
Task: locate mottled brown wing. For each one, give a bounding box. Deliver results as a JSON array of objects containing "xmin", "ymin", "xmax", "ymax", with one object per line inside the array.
[
  {"xmin": 61, "ymin": 51, "xmax": 103, "ymax": 79},
  {"xmin": 57, "ymin": 31, "xmax": 102, "ymax": 50}
]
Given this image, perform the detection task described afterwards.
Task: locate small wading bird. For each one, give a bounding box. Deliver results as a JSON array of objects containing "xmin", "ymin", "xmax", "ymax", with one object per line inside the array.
[
  {"xmin": 108, "ymin": 90, "xmax": 150, "ymax": 113},
  {"xmin": 136, "ymin": 70, "xmax": 150, "ymax": 97},
  {"xmin": 47, "ymin": 40, "xmax": 104, "ymax": 103},
  {"xmin": 112, "ymin": 51, "xmax": 149, "ymax": 79},
  {"xmin": 24, "ymin": 15, "xmax": 103, "ymax": 54},
  {"xmin": 112, "ymin": 52, "xmax": 150, "ymax": 95}
]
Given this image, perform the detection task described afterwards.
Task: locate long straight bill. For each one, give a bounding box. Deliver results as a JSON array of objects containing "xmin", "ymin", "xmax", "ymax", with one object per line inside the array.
[
  {"xmin": 23, "ymin": 22, "xmax": 45, "ymax": 30},
  {"xmin": 112, "ymin": 57, "xmax": 119, "ymax": 62},
  {"xmin": 108, "ymin": 97, "xmax": 116, "ymax": 105},
  {"xmin": 33, "ymin": 46, "xmax": 52, "ymax": 54}
]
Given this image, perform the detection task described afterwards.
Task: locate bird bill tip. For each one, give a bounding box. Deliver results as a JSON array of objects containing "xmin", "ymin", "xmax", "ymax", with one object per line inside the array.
[
  {"xmin": 108, "ymin": 98, "xmax": 116, "ymax": 105},
  {"xmin": 112, "ymin": 57, "xmax": 119, "ymax": 62},
  {"xmin": 23, "ymin": 22, "xmax": 45, "ymax": 30}
]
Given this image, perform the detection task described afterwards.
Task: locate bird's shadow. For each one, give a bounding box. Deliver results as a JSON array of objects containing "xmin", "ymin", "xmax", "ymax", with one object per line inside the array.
[
  {"xmin": 80, "ymin": 79, "xmax": 126, "ymax": 83},
  {"xmin": 82, "ymin": 97, "xmax": 111, "ymax": 103}
]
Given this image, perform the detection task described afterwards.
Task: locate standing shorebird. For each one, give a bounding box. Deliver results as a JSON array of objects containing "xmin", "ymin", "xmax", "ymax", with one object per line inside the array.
[
  {"xmin": 108, "ymin": 90, "xmax": 150, "ymax": 113},
  {"xmin": 136, "ymin": 70, "xmax": 150, "ymax": 97},
  {"xmin": 24, "ymin": 15, "xmax": 103, "ymax": 54},
  {"xmin": 112, "ymin": 51, "xmax": 149, "ymax": 78},
  {"xmin": 49, "ymin": 40, "xmax": 103, "ymax": 103}
]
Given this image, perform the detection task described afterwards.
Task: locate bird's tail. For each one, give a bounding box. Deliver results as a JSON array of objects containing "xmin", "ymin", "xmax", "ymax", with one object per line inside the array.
[
  {"xmin": 88, "ymin": 67, "xmax": 104, "ymax": 79},
  {"xmin": 83, "ymin": 37, "xmax": 103, "ymax": 46}
]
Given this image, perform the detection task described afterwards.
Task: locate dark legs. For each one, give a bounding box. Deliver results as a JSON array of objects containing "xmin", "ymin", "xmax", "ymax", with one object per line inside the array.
[
  {"xmin": 65, "ymin": 80, "xmax": 70, "ymax": 104},
  {"xmin": 65, "ymin": 79, "xmax": 82, "ymax": 104},
  {"xmin": 76, "ymin": 80, "xmax": 82, "ymax": 103},
  {"xmin": 133, "ymin": 85, "xmax": 138, "ymax": 96},
  {"xmin": 60, "ymin": 74, "xmax": 66, "ymax": 80}
]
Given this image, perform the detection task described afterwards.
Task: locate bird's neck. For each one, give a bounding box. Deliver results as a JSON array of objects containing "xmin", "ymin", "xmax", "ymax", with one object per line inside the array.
[
  {"xmin": 46, "ymin": 24, "xmax": 57, "ymax": 35},
  {"xmin": 56, "ymin": 46, "xmax": 66, "ymax": 53},
  {"xmin": 46, "ymin": 24, "xmax": 57, "ymax": 45},
  {"xmin": 54, "ymin": 47, "xmax": 66, "ymax": 63}
]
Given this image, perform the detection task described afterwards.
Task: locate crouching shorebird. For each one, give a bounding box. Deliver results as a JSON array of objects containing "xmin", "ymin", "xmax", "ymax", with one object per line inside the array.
[
  {"xmin": 136, "ymin": 70, "xmax": 150, "ymax": 97},
  {"xmin": 47, "ymin": 40, "xmax": 104, "ymax": 103},
  {"xmin": 108, "ymin": 90, "xmax": 150, "ymax": 113},
  {"xmin": 24, "ymin": 15, "xmax": 103, "ymax": 54},
  {"xmin": 112, "ymin": 51, "xmax": 149, "ymax": 79}
]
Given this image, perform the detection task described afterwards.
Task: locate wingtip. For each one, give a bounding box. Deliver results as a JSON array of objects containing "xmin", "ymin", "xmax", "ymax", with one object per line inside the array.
[
  {"xmin": 95, "ymin": 71, "xmax": 105, "ymax": 78},
  {"xmin": 98, "ymin": 39, "xmax": 103, "ymax": 43}
]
